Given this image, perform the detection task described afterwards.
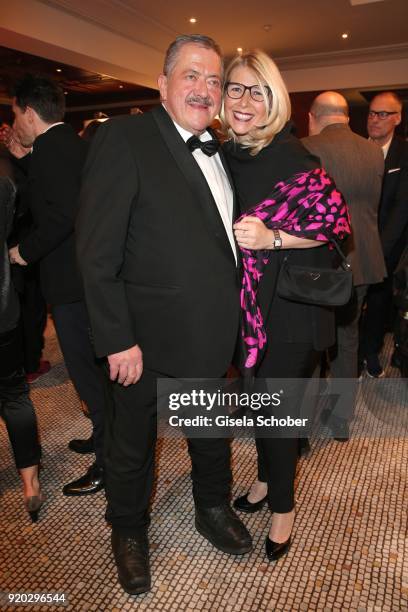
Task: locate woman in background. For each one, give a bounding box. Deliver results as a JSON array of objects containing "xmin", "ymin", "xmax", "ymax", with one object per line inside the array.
[
  {"xmin": 221, "ymin": 50, "xmax": 349, "ymax": 561},
  {"xmin": 0, "ymin": 175, "xmax": 43, "ymax": 522}
]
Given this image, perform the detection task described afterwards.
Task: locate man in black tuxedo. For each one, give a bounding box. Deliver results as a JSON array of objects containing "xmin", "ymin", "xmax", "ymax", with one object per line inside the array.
[
  {"xmin": 360, "ymin": 92, "xmax": 408, "ymax": 377},
  {"xmin": 77, "ymin": 35, "xmax": 252, "ymax": 595},
  {"xmin": 6, "ymin": 75, "xmax": 105, "ymax": 494}
]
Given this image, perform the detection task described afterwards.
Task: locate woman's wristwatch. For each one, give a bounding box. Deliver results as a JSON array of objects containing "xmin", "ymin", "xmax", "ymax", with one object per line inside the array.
[{"xmin": 272, "ymin": 229, "xmax": 282, "ymax": 250}]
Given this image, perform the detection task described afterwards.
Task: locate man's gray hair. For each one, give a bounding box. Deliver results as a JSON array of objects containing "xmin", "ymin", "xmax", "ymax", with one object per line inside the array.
[
  {"xmin": 370, "ymin": 91, "xmax": 403, "ymax": 111},
  {"xmin": 163, "ymin": 34, "xmax": 223, "ymax": 76}
]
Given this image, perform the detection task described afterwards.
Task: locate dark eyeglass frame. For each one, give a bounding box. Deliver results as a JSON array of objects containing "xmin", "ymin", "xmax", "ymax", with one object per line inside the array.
[
  {"xmin": 225, "ymin": 81, "xmax": 271, "ymax": 102},
  {"xmin": 368, "ymin": 110, "xmax": 399, "ymax": 120}
]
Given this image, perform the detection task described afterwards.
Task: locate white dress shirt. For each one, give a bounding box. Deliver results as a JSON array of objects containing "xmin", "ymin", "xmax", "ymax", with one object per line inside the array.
[
  {"xmin": 369, "ymin": 135, "xmax": 392, "ymax": 160},
  {"xmin": 169, "ymin": 115, "xmax": 237, "ymax": 263},
  {"xmin": 381, "ymin": 137, "xmax": 392, "ymax": 160}
]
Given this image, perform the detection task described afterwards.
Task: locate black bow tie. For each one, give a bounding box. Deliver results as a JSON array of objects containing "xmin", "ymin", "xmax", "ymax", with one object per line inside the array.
[{"xmin": 187, "ymin": 135, "xmax": 220, "ymax": 157}]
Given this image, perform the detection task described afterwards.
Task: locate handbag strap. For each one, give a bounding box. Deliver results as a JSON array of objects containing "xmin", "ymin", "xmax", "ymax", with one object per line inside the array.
[
  {"xmin": 331, "ymin": 238, "xmax": 352, "ymax": 271},
  {"xmin": 281, "ymin": 238, "xmax": 351, "ymax": 272}
]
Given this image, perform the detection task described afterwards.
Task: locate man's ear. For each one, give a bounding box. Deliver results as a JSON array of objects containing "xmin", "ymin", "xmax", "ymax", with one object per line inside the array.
[
  {"xmin": 308, "ymin": 112, "xmax": 315, "ymax": 135},
  {"xmin": 157, "ymin": 74, "xmax": 167, "ymax": 102},
  {"xmin": 25, "ymin": 106, "xmax": 37, "ymax": 124}
]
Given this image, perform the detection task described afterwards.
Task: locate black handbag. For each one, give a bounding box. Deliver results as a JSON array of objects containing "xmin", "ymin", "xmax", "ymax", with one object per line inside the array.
[{"xmin": 277, "ymin": 239, "xmax": 353, "ymax": 307}]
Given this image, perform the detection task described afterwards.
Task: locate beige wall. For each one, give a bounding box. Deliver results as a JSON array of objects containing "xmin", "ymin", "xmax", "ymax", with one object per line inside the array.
[{"xmin": 281, "ymin": 57, "xmax": 408, "ymax": 93}]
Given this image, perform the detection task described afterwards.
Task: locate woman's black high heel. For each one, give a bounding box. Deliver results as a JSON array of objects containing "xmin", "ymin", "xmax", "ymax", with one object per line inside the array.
[
  {"xmin": 265, "ymin": 535, "xmax": 291, "ymax": 561},
  {"xmin": 25, "ymin": 494, "xmax": 44, "ymax": 523},
  {"xmin": 233, "ymin": 492, "xmax": 267, "ymax": 513}
]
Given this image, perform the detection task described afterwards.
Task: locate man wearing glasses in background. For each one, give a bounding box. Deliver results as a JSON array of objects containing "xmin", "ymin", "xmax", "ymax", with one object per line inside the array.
[{"xmin": 360, "ymin": 92, "xmax": 408, "ymax": 377}]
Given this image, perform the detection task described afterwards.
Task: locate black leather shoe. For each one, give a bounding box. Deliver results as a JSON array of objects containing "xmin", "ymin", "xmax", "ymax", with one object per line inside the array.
[
  {"xmin": 112, "ymin": 530, "xmax": 151, "ymax": 595},
  {"xmin": 265, "ymin": 535, "xmax": 291, "ymax": 562},
  {"xmin": 195, "ymin": 504, "xmax": 252, "ymax": 555},
  {"xmin": 233, "ymin": 493, "xmax": 267, "ymax": 514},
  {"xmin": 68, "ymin": 436, "xmax": 94, "ymax": 454},
  {"xmin": 365, "ymin": 354, "xmax": 385, "ymax": 378},
  {"xmin": 111, "ymin": 531, "xmax": 151, "ymax": 595},
  {"xmin": 62, "ymin": 463, "xmax": 104, "ymax": 496}
]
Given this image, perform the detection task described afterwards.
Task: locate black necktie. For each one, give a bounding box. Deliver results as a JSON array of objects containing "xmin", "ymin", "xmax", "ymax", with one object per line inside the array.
[{"xmin": 187, "ymin": 135, "xmax": 220, "ymax": 157}]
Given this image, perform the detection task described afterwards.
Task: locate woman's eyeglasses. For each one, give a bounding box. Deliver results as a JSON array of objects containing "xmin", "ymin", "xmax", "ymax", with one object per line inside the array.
[
  {"xmin": 368, "ymin": 110, "xmax": 399, "ymax": 120},
  {"xmin": 225, "ymin": 82, "xmax": 271, "ymax": 102}
]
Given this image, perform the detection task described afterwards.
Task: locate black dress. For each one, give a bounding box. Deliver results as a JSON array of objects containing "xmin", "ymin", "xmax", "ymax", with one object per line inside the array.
[{"xmin": 224, "ymin": 123, "xmax": 336, "ymax": 512}]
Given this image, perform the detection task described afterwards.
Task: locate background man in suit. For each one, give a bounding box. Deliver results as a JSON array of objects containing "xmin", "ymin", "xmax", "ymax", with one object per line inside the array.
[
  {"xmin": 77, "ymin": 34, "xmax": 252, "ymax": 596},
  {"xmin": 6, "ymin": 75, "xmax": 105, "ymax": 495},
  {"xmin": 303, "ymin": 91, "xmax": 386, "ymax": 438},
  {"xmin": 360, "ymin": 92, "xmax": 408, "ymax": 377}
]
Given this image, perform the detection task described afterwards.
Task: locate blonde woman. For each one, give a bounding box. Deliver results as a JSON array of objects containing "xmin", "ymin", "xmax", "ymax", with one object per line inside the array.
[{"xmin": 221, "ymin": 50, "xmax": 350, "ymax": 561}]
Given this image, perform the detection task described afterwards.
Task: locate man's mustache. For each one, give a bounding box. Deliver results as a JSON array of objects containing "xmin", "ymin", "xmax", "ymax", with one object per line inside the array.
[{"xmin": 186, "ymin": 95, "xmax": 213, "ymax": 107}]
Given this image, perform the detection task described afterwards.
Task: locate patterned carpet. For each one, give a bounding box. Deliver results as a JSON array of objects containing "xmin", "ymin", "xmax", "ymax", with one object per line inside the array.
[{"xmin": 0, "ymin": 320, "xmax": 407, "ymax": 611}]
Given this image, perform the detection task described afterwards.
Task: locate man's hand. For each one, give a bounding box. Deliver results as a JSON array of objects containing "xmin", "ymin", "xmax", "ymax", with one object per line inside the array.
[
  {"xmin": 107, "ymin": 344, "xmax": 143, "ymax": 386},
  {"xmin": 9, "ymin": 245, "xmax": 28, "ymax": 266},
  {"xmin": 0, "ymin": 124, "xmax": 31, "ymax": 159},
  {"xmin": 233, "ymin": 216, "xmax": 273, "ymax": 250}
]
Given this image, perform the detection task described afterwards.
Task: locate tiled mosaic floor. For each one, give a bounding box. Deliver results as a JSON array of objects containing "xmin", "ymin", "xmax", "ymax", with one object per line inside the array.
[{"xmin": 0, "ymin": 320, "xmax": 407, "ymax": 611}]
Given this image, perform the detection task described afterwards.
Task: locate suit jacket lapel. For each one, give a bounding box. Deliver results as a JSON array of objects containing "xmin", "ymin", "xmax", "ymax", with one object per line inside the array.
[
  {"xmin": 153, "ymin": 105, "xmax": 235, "ymax": 263},
  {"xmin": 385, "ymin": 136, "xmax": 401, "ymax": 172}
]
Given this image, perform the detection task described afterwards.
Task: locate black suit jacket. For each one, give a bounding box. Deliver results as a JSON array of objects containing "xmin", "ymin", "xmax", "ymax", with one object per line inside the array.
[
  {"xmin": 18, "ymin": 124, "xmax": 87, "ymax": 304},
  {"xmin": 379, "ymin": 135, "xmax": 408, "ymax": 271},
  {"xmin": 224, "ymin": 125, "xmax": 336, "ymax": 352},
  {"xmin": 77, "ymin": 106, "xmax": 240, "ymax": 377}
]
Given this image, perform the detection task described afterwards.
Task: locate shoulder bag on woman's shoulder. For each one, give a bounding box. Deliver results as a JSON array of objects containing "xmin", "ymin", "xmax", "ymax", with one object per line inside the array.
[{"xmin": 277, "ymin": 239, "xmax": 353, "ymax": 307}]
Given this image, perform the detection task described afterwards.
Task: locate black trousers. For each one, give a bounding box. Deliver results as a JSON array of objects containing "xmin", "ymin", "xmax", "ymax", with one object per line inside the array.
[
  {"xmin": 360, "ymin": 278, "xmax": 394, "ymax": 358},
  {"xmin": 0, "ymin": 326, "xmax": 41, "ymax": 469},
  {"xmin": 20, "ymin": 266, "xmax": 47, "ymax": 373},
  {"xmin": 51, "ymin": 301, "xmax": 105, "ymax": 468},
  {"xmin": 103, "ymin": 367, "xmax": 231, "ymax": 536},
  {"xmin": 255, "ymin": 342, "xmax": 320, "ymax": 513}
]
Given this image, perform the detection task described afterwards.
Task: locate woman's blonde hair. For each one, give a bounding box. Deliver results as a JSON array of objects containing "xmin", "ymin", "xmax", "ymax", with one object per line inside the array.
[{"xmin": 220, "ymin": 49, "xmax": 291, "ymax": 155}]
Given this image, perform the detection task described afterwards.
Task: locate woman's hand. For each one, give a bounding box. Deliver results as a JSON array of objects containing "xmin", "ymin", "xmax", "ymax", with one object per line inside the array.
[
  {"xmin": 234, "ymin": 216, "xmax": 324, "ymax": 250},
  {"xmin": 233, "ymin": 216, "xmax": 273, "ymax": 250},
  {"xmin": 0, "ymin": 124, "xmax": 31, "ymax": 159}
]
